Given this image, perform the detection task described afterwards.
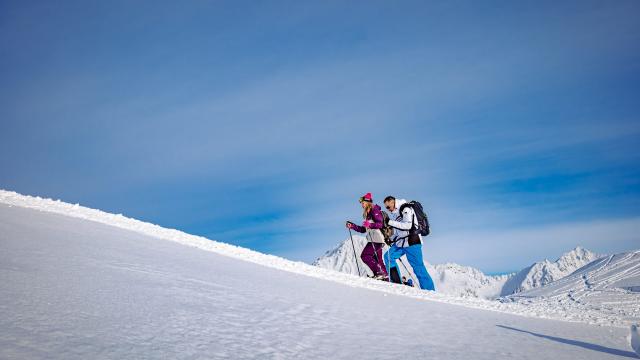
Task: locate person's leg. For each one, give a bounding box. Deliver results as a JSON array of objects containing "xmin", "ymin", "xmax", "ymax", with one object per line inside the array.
[
  {"xmin": 375, "ymin": 243, "xmax": 387, "ymax": 277},
  {"xmin": 404, "ymin": 244, "xmax": 435, "ymax": 291},
  {"xmin": 389, "ymin": 267, "xmax": 402, "ymax": 283},
  {"xmin": 373, "ymin": 243, "xmax": 388, "ymax": 276},
  {"xmin": 383, "ymin": 244, "xmax": 404, "ymax": 282},
  {"xmin": 360, "ymin": 242, "xmax": 379, "ymax": 275}
]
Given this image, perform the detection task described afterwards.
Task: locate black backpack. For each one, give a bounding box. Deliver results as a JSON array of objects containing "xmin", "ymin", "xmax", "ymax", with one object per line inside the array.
[
  {"xmin": 380, "ymin": 210, "xmax": 395, "ymax": 245},
  {"xmin": 399, "ymin": 200, "xmax": 430, "ymax": 237}
]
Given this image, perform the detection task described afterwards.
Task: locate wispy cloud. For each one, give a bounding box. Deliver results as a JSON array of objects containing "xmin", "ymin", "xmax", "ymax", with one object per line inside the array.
[{"xmin": 1, "ymin": 1, "xmax": 639, "ymax": 271}]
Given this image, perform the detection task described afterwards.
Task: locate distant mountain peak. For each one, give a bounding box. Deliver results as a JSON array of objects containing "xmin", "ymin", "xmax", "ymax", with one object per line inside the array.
[
  {"xmin": 500, "ymin": 246, "xmax": 602, "ymax": 296},
  {"xmin": 561, "ymin": 246, "xmax": 596, "ymax": 259}
]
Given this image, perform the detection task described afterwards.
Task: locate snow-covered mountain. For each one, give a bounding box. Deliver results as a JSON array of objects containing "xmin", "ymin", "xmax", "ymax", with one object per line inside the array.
[
  {"xmin": 500, "ymin": 246, "xmax": 602, "ymax": 296},
  {"xmin": 510, "ymin": 250, "xmax": 639, "ymax": 299},
  {"xmin": 314, "ymin": 235, "xmax": 511, "ymax": 299},
  {"xmin": 313, "ymin": 233, "xmax": 369, "ymax": 276},
  {"xmin": 430, "ymin": 262, "xmax": 512, "ymax": 299},
  {"xmin": 504, "ymin": 250, "xmax": 640, "ymax": 325},
  {"xmin": 314, "ymin": 238, "xmax": 604, "ymax": 300}
]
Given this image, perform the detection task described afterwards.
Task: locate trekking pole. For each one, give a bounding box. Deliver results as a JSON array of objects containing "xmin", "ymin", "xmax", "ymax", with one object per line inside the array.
[
  {"xmin": 398, "ymin": 258, "xmax": 418, "ymax": 287},
  {"xmin": 387, "ymin": 244, "xmax": 391, "ymax": 283},
  {"xmin": 348, "ymin": 228, "xmax": 363, "ymax": 277}
]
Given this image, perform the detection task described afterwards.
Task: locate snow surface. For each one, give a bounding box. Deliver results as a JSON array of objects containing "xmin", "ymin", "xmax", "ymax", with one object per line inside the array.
[{"xmin": 1, "ymin": 190, "xmax": 639, "ymax": 359}]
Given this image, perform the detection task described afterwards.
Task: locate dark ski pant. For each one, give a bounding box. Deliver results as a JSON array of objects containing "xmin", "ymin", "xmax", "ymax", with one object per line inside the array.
[
  {"xmin": 361, "ymin": 242, "xmax": 387, "ymax": 277},
  {"xmin": 384, "ymin": 243, "xmax": 435, "ymax": 291}
]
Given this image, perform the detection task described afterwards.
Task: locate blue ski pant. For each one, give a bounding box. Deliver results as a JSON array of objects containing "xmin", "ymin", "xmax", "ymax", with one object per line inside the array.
[{"xmin": 384, "ymin": 243, "xmax": 435, "ymax": 291}]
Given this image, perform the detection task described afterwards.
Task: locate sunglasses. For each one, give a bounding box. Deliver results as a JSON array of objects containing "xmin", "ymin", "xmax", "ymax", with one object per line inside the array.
[{"xmin": 385, "ymin": 205, "xmax": 393, "ymax": 210}]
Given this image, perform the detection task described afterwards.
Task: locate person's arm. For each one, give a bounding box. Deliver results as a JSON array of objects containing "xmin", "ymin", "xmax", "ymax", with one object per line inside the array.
[
  {"xmin": 347, "ymin": 221, "xmax": 366, "ymax": 233},
  {"xmin": 388, "ymin": 207, "xmax": 414, "ymax": 230}
]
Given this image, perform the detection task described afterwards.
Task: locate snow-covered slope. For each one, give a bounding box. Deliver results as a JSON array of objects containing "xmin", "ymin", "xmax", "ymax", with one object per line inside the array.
[
  {"xmin": 314, "ymin": 236, "xmax": 511, "ymax": 299},
  {"xmin": 500, "ymin": 247, "xmax": 602, "ymax": 296},
  {"xmin": 4, "ymin": 189, "xmax": 622, "ymax": 324},
  {"xmin": 1, "ymin": 189, "xmax": 639, "ymax": 359},
  {"xmin": 504, "ymin": 250, "xmax": 640, "ymax": 325}
]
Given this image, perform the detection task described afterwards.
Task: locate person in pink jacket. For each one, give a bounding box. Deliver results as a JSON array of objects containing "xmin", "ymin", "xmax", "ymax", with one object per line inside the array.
[{"xmin": 346, "ymin": 193, "xmax": 388, "ymax": 279}]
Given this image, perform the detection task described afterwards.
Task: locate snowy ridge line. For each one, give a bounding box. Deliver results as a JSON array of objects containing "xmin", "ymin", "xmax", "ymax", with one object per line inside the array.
[{"xmin": 0, "ymin": 190, "xmax": 628, "ymax": 327}]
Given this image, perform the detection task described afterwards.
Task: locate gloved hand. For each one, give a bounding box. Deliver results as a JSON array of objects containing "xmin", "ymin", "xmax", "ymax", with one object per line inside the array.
[{"xmin": 346, "ymin": 221, "xmax": 355, "ymax": 229}]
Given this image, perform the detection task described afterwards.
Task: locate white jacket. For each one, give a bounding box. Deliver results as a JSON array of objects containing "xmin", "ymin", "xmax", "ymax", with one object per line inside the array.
[{"xmin": 387, "ymin": 199, "xmax": 421, "ymax": 248}]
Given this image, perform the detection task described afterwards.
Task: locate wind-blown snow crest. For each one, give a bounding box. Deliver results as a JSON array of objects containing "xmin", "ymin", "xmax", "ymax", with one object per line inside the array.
[{"xmin": 0, "ymin": 189, "xmax": 636, "ymax": 327}]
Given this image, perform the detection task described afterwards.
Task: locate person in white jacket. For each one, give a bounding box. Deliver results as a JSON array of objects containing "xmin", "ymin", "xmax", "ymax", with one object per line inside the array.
[{"xmin": 383, "ymin": 196, "xmax": 435, "ymax": 290}]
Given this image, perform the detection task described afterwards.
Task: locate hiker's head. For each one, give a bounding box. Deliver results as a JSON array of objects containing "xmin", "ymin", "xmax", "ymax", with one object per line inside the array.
[
  {"xmin": 402, "ymin": 276, "xmax": 407, "ymax": 282},
  {"xmin": 384, "ymin": 196, "xmax": 396, "ymax": 212},
  {"xmin": 359, "ymin": 192, "xmax": 373, "ymax": 213},
  {"xmin": 359, "ymin": 193, "xmax": 373, "ymax": 205}
]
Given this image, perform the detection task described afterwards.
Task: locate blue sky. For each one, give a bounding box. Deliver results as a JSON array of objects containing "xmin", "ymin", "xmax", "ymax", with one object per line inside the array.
[{"xmin": 1, "ymin": 1, "xmax": 639, "ymax": 273}]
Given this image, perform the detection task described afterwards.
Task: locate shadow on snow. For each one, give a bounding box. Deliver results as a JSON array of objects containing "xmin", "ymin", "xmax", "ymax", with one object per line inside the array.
[{"xmin": 496, "ymin": 325, "xmax": 636, "ymax": 358}]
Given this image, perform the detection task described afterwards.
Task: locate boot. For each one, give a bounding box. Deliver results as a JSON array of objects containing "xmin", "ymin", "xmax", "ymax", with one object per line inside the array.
[{"xmin": 390, "ymin": 267, "xmax": 402, "ymax": 284}]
